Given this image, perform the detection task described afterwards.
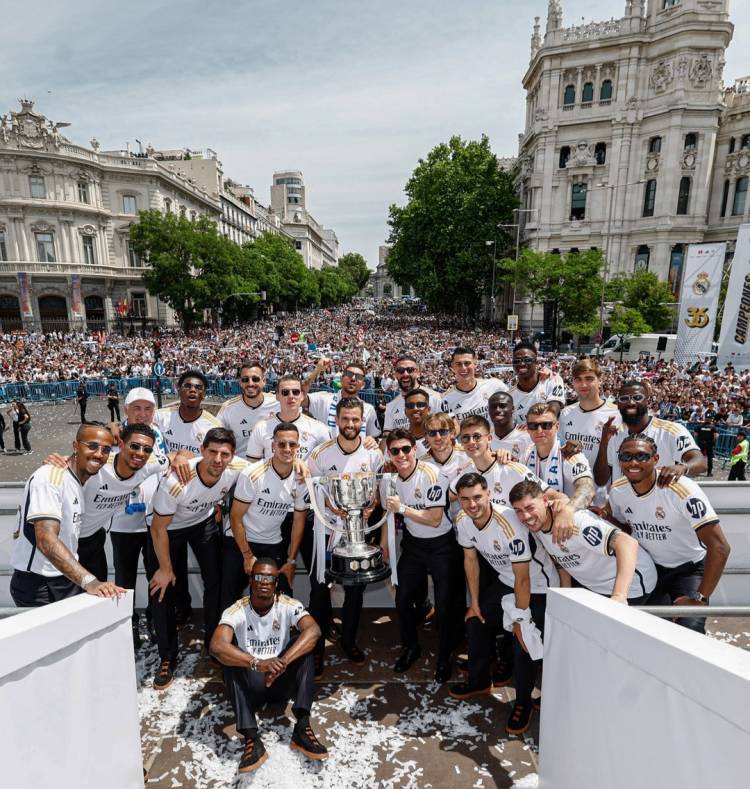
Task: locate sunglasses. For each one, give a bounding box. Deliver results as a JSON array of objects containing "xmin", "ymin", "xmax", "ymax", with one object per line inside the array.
[
  {"xmin": 405, "ymin": 401, "xmax": 428, "ymax": 409},
  {"xmin": 618, "ymin": 451, "xmax": 655, "ymax": 463},
  {"xmin": 395, "ymin": 366, "xmax": 417, "ymax": 374},
  {"xmin": 513, "ymin": 356, "xmax": 536, "ymax": 365},
  {"xmin": 280, "ymin": 388, "xmax": 301, "ymax": 396},
  {"xmin": 389, "ymin": 445, "xmax": 413, "ymax": 456},
  {"xmin": 459, "ymin": 432, "xmax": 488, "ymax": 444},
  {"xmin": 80, "ymin": 441, "xmax": 112, "ymax": 455},
  {"xmin": 344, "ymin": 371, "xmax": 365, "ymax": 381},
  {"xmin": 617, "ymin": 394, "xmax": 647, "ymax": 404},
  {"xmin": 181, "ymin": 382, "xmax": 205, "ymax": 391},
  {"xmin": 252, "ymin": 573, "xmax": 277, "ymax": 583},
  {"xmin": 276, "ymin": 440, "xmax": 299, "ymax": 449},
  {"xmin": 527, "ymin": 421, "xmax": 556, "ymax": 431},
  {"xmin": 127, "ymin": 442, "xmax": 154, "ymax": 454},
  {"xmin": 241, "ymin": 375, "xmax": 262, "ymax": 383},
  {"xmin": 427, "ymin": 428, "xmax": 451, "ymax": 437}
]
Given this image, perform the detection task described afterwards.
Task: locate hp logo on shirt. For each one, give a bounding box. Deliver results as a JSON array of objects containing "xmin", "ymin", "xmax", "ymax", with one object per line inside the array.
[
  {"xmin": 582, "ymin": 526, "xmax": 602, "ymax": 547},
  {"xmin": 509, "ymin": 538, "xmax": 525, "ymax": 557},
  {"xmin": 686, "ymin": 498, "xmax": 707, "ymax": 520},
  {"xmin": 426, "ymin": 485, "xmax": 442, "ymax": 502}
]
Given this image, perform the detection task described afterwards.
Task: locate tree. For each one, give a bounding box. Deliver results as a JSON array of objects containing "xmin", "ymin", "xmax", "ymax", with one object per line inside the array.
[
  {"xmin": 605, "ymin": 271, "xmax": 675, "ymax": 332},
  {"xmin": 316, "ymin": 266, "xmax": 358, "ymax": 307},
  {"xmin": 250, "ymin": 233, "xmax": 319, "ymax": 309},
  {"xmin": 338, "ymin": 252, "xmax": 370, "ymax": 292},
  {"xmin": 387, "ymin": 135, "xmax": 518, "ymax": 317},
  {"xmin": 609, "ymin": 305, "xmax": 651, "ymax": 361}
]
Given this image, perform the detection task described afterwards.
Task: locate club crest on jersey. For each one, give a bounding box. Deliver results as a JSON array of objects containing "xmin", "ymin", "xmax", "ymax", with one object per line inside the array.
[
  {"xmin": 272, "ymin": 618, "xmax": 280, "ymax": 631},
  {"xmin": 195, "ymin": 432, "xmax": 204, "ymax": 444},
  {"xmin": 655, "ymin": 506, "xmax": 665, "ymax": 519},
  {"xmin": 414, "ymin": 488, "xmax": 422, "ymax": 499},
  {"xmin": 360, "ymin": 463, "xmax": 368, "ymax": 472},
  {"xmin": 302, "ymin": 432, "xmax": 309, "ymax": 441},
  {"xmin": 511, "ymin": 445, "xmax": 520, "ymax": 460},
  {"xmin": 493, "ymin": 539, "xmax": 503, "ymax": 553},
  {"xmin": 494, "ymin": 482, "xmax": 503, "ymax": 495}
]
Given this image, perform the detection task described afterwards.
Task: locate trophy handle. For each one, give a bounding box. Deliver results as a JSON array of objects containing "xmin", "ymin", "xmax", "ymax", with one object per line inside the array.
[{"xmin": 304, "ymin": 476, "xmax": 340, "ymax": 532}]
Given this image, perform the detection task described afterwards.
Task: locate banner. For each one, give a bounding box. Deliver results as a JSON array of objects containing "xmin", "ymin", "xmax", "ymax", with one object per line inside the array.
[
  {"xmin": 674, "ymin": 242, "xmax": 725, "ymax": 365},
  {"xmin": 71, "ymin": 274, "xmax": 83, "ymax": 318},
  {"xmin": 17, "ymin": 273, "xmax": 33, "ymax": 318},
  {"xmin": 718, "ymin": 223, "xmax": 750, "ymax": 369}
]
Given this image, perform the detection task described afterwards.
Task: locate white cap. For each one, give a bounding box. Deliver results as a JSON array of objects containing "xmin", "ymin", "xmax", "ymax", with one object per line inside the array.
[{"xmin": 125, "ymin": 387, "xmax": 156, "ymax": 406}]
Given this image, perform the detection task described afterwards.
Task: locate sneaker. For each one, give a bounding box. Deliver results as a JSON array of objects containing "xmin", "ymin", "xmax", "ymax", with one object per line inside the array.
[
  {"xmin": 456, "ymin": 656, "xmax": 469, "ymax": 673},
  {"xmin": 175, "ymin": 607, "xmax": 193, "ymax": 628},
  {"xmin": 314, "ymin": 653, "xmax": 325, "ymax": 680},
  {"xmin": 448, "ymin": 682, "xmax": 492, "ymax": 700},
  {"xmin": 291, "ymin": 721, "xmax": 328, "ymax": 761},
  {"xmin": 341, "ymin": 642, "xmax": 366, "ymax": 667},
  {"xmin": 153, "ymin": 658, "xmax": 175, "ymax": 690},
  {"xmin": 238, "ymin": 732, "xmax": 267, "ymax": 773},
  {"xmin": 506, "ymin": 702, "xmax": 534, "ymax": 735}
]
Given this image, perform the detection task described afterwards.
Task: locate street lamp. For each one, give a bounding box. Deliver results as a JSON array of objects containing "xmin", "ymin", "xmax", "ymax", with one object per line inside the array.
[
  {"xmin": 485, "ymin": 240, "xmax": 497, "ymax": 322},
  {"xmin": 498, "ymin": 207, "xmax": 540, "ymax": 342}
]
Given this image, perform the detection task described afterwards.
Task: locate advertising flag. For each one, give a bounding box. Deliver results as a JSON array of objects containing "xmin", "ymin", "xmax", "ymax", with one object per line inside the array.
[{"xmin": 718, "ymin": 224, "xmax": 750, "ymax": 369}]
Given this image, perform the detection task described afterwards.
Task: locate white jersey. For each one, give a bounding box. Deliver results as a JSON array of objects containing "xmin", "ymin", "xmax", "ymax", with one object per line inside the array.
[
  {"xmin": 455, "ymin": 505, "xmax": 558, "ymax": 593},
  {"xmin": 150, "ymin": 456, "xmax": 247, "ymax": 530},
  {"xmin": 109, "ymin": 473, "xmax": 160, "ymax": 534},
  {"xmin": 414, "ymin": 436, "xmax": 431, "ymax": 459},
  {"xmin": 307, "ymin": 437, "xmax": 384, "ymax": 478},
  {"xmin": 380, "ymin": 460, "xmax": 452, "ymax": 539},
  {"xmin": 80, "ymin": 453, "xmax": 168, "ymax": 538},
  {"xmin": 534, "ymin": 510, "xmax": 657, "ymax": 599},
  {"xmin": 217, "ymin": 394, "xmax": 279, "ymax": 457},
  {"xmin": 233, "ymin": 459, "xmax": 308, "ymax": 544},
  {"xmin": 219, "ymin": 594, "xmax": 308, "ymax": 658},
  {"xmin": 441, "ymin": 378, "xmax": 509, "ymax": 422},
  {"xmin": 609, "ymin": 474, "xmax": 719, "ymax": 568},
  {"xmin": 245, "ymin": 412, "xmax": 329, "ymax": 462},
  {"xmin": 384, "ymin": 387, "xmax": 443, "ymax": 432},
  {"xmin": 522, "ymin": 443, "xmax": 592, "ymax": 499},
  {"xmin": 307, "ymin": 391, "xmax": 380, "ymax": 438},
  {"xmin": 606, "ymin": 416, "xmax": 700, "ymax": 481},
  {"xmin": 153, "ymin": 405, "xmax": 223, "ymax": 454},
  {"xmin": 490, "ymin": 425, "xmax": 533, "ymax": 461},
  {"xmin": 508, "ymin": 374, "xmax": 566, "ymax": 422},
  {"xmin": 451, "ymin": 459, "xmax": 546, "ymax": 509},
  {"xmin": 421, "ymin": 445, "xmax": 472, "ymax": 484},
  {"xmin": 12, "ymin": 465, "xmax": 84, "ymax": 577}
]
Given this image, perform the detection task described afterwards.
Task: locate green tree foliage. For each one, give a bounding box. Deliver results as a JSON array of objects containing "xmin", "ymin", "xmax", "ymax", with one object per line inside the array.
[
  {"xmin": 604, "ymin": 270, "xmax": 675, "ymax": 332},
  {"xmin": 609, "ymin": 305, "xmax": 651, "ymax": 336},
  {"xmin": 316, "ymin": 266, "xmax": 358, "ymax": 307},
  {"xmin": 249, "ymin": 233, "xmax": 319, "ymax": 309},
  {"xmin": 386, "ymin": 135, "xmax": 518, "ymax": 316},
  {"xmin": 338, "ymin": 252, "xmax": 371, "ymax": 291}
]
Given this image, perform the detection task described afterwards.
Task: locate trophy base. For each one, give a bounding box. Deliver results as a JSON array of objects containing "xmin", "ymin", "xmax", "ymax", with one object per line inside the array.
[{"xmin": 326, "ymin": 546, "xmax": 390, "ymax": 587}]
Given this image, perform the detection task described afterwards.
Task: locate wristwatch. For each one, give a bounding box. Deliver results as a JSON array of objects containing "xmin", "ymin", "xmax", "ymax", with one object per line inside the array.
[
  {"xmin": 286, "ymin": 557, "xmax": 297, "ymax": 566},
  {"xmin": 687, "ymin": 591, "xmax": 707, "ymax": 603},
  {"xmin": 80, "ymin": 573, "xmax": 96, "ymax": 590},
  {"xmin": 398, "ymin": 503, "xmax": 407, "ymax": 515}
]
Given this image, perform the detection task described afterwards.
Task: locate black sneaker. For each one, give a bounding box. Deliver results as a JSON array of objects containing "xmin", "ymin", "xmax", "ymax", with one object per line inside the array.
[
  {"xmin": 341, "ymin": 642, "xmax": 366, "ymax": 667},
  {"xmin": 314, "ymin": 653, "xmax": 325, "ymax": 680},
  {"xmin": 153, "ymin": 658, "xmax": 175, "ymax": 690},
  {"xmin": 492, "ymin": 659, "xmax": 513, "ymax": 688},
  {"xmin": 175, "ymin": 607, "xmax": 193, "ymax": 628},
  {"xmin": 506, "ymin": 702, "xmax": 534, "ymax": 735},
  {"xmin": 238, "ymin": 732, "xmax": 267, "ymax": 773},
  {"xmin": 448, "ymin": 682, "xmax": 492, "ymax": 700},
  {"xmin": 291, "ymin": 721, "xmax": 328, "ymax": 761}
]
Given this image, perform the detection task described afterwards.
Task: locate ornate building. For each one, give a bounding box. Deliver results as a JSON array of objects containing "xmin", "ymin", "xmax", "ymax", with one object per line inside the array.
[
  {"xmin": 0, "ymin": 101, "xmax": 220, "ymax": 333},
  {"xmin": 518, "ymin": 0, "xmax": 746, "ymax": 306}
]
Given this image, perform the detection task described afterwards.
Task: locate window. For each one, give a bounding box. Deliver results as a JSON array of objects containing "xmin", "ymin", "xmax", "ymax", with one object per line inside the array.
[
  {"xmin": 35, "ymin": 232, "xmax": 55, "ymax": 262},
  {"xmin": 294, "ymin": 240, "xmax": 302, "ymax": 250},
  {"xmin": 130, "ymin": 292, "xmax": 147, "ymax": 317},
  {"xmin": 29, "ymin": 175, "xmax": 46, "ymax": 199},
  {"xmin": 164, "ymin": 198, "xmax": 172, "ymax": 213},
  {"xmin": 684, "ymin": 133, "xmax": 697, "ymax": 151},
  {"xmin": 559, "ymin": 146, "xmax": 571, "ymax": 168},
  {"xmin": 733, "ymin": 177, "xmax": 748, "ymax": 216},
  {"xmin": 122, "ymin": 195, "xmax": 137, "ymax": 214},
  {"xmin": 287, "ymin": 195, "xmax": 300, "ymax": 204},
  {"xmin": 127, "ymin": 240, "xmax": 142, "ymax": 267},
  {"xmin": 600, "ymin": 79, "xmax": 613, "ymax": 101},
  {"xmin": 729, "ymin": 137, "xmax": 736, "ymax": 154},
  {"xmin": 635, "ymin": 245, "xmax": 650, "ymax": 272},
  {"xmin": 742, "ymin": 135, "xmax": 750, "ymax": 150},
  {"xmin": 582, "ymin": 82, "xmax": 594, "ymax": 103},
  {"xmin": 676, "ymin": 177, "xmax": 691, "ymax": 215},
  {"xmin": 570, "ymin": 183, "xmax": 587, "ymax": 220},
  {"xmin": 720, "ymin": 179, "xmax": 730, "ymax": 217},
  {"xmin": 643, "ymin": 179, "xmax": 657, "ymax": 217},
  {"xmin": 82, "ymin": 236, "xmax": 96, "ymax": 266},
  {"xmin": 662, "ymin": 0, "xmax": 680, "ymax": 7},
  {"xmin": 77, "ymin": 181, "xmax": 89, "ymax": 204},
  {"xmin": 595, "ymin": 142, "xmax": 607, "ymax": 165},
  {"xmin": 179, "ymin": 205, "xmax": 186, "ymax": 217},
  {"xmin": 648, "ymin": 136, "xmax": 662, "ymax": 154},
  {"xmin": 190, "ymin": 210, "xmax": 196, "ymax": 221},
  {"xmin": 0, "ymin": 231, "xmax": 7, "ymax": 261},
  {"xmin": 563, "ymin": 85, "xmax": 576, "ymax": 106}
]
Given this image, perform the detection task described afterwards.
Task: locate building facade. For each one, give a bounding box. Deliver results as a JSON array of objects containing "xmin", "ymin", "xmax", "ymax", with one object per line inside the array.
[
  {"xmin": 0, "ymin": 101, "xmax": 220, "ymax": 333},
  {"xmin": 367, "ymin": 245, "xmax": 414, "ymax": 300},
  {"xmin": 518, "ymin": 0, "xmax": 745, "ymax": 303}
]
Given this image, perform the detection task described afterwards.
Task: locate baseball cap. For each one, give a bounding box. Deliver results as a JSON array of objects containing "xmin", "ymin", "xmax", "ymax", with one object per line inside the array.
[{"xmin": 125, "ymin": 387, "xmax": 156, "ymax": 406}]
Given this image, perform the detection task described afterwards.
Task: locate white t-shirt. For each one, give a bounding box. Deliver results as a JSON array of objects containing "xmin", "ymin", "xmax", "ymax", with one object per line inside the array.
[
  {"xmin": 522, "ymin": 443, "xmax": 593, "ymax": 499},
  {"xmin": 153, "ymin": 405, "xmax": 223, "ymax": 454},
  {"xmin": 307, "ymin": 437, "xmax": 384, "ymax": 478},
  {"xmin": 508, "ymin": 373, "xmax": 566, "ymax": 422},
  {"xmin": 490, "ymin": 425, "xmax": 534, "ymax": 461},
  {"xmin": 451, "ymin": 459, "xmax": 546, "ymax": 508},
  {"xmin": 219, "ymin": 594, "xmax": 309, "ymax": 658},
  {"xmin": 307, "ymin": 391, "xmax": 380, "ymax": 438},
  {"xmin": 441, "ymin": 378, "xmax": 509, "ymax": 422},
  {"xmin": 109, "ymin": 473, "xmax": 160, "ymax": 534},
  {"xmin": 233, "ymin": 459, "xmax": 308, "ymax": 544},
  {"xmin": 217, "ymin": 394, "xmax": 279, "ymax": 457},
  {"xmin": 150, "ymin": 456, "xmax": 247, "ymax": 530},
  {"xmin": 380, "ymin": 461, "xmax": 452, "ymax": 539},
  {"xmin": 609, "ymin": 474, "xmax": 719, "ymax": 567},
  {"xmin": 421, "ymin": 445, "xmax": 472, "ymax": 484},
  {"xmin": 384, "ymin": 387, "xmax": 443, "ymax": 432},
  {"xmin": 13, "ymin": 465, "xmax": 84, "ymax": 577},
  {"xmin": 533, "ymin": 510, "xmax": 657, "ymax": 598},
  {"xmin": 245, "ymin": 412, "xmax": 330, "ymax": 462}
]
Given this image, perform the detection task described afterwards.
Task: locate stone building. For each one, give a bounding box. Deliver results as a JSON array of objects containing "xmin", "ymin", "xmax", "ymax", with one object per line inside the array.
[{"xmin": 367, "ymin": 245, "xmax": 414, "ymax": 300}]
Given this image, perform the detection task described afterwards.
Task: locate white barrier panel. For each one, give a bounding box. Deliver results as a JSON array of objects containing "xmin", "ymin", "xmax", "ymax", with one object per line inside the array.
[
  {"xmin": 0, "ymin": 592, "xmax": 143, "ymax": 789},
  {"xmin": 540, "ymin": 589, "xmax": 750, "ymax": 789}
]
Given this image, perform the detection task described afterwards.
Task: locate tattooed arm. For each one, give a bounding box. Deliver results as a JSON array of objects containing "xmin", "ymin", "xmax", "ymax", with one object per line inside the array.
[{"xmin": 569, "ymin": 476, "xmax": 595, "ymax": 512}]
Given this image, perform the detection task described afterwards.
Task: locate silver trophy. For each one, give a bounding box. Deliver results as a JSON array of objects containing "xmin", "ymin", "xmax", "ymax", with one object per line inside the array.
[{"xmin": 306, "ymin": 471, "xmax": 393, "ymax": 585}]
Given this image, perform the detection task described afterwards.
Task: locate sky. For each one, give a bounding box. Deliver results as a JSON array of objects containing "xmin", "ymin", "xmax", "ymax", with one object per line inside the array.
[{"xmin": 2, "ymin": 0, "xmax": 749, "ymax": 269}]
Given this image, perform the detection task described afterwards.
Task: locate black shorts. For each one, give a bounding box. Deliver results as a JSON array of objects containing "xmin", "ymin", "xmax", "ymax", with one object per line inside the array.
[{"xmin": 10, "ymin": 569, "xmax": 82, "ymax": 608}]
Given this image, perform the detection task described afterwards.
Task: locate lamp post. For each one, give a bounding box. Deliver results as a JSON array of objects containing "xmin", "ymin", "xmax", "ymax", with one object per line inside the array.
[
  {"xmin": 498, "ymin": 207, "xmax": 540, "ymax": 343},
  {"xmin": 485, "ymin": 240, "xmax": 497, "ymax": 322}
]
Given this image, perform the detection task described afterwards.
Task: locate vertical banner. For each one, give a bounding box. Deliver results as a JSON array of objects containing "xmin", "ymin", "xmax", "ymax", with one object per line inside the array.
[
  {"xmin": 71, "ymin": 274, "xmax": 83, "ymax": 318},
  {"xmin": 17, "ymin": 273, "xmax": 33, "ymax": 318},
  {"xmin": 718, "ymin": 223, "xmax": 750, "ymax": 369},
  {"xmin": 674, "ymin": 243, "xmax": 726, "ymax": 364}
]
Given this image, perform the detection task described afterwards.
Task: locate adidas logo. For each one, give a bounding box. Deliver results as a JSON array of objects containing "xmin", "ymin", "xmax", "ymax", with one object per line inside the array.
[
  {"xmin": 240, "ymin": 418, "xmax": 247, "ymax": 425},
  {"xmin": 100, "ymin": 483, "xmax": 108, "ymax": 490},
  {"xmin": 191, "ymin": 498, "xmax": 199, "ymax": 504},
  {"xmin": 165, "ymin": 429, "xmax": 173, "ymax": 436},
  {"xmin": 330, "ymin": 464, "xmax": 338, "ymax": 472},
  {"xmin": 262, "ymin": 488, "xmax": 271, "ymax": 494},
  {"xmin": 566, "ymin": 421, "xmax": 573, "ymax": 426},
  {"xmin": 73, "ymin": 497, "xmax": 79, "ymax": 505},
  {"xmin": 470, "ymin": 536, "xmax": 477, "ymax": 543},
  {"xmin": 625, "ymin": 507, "xmax": 633, "ymax": 514}
]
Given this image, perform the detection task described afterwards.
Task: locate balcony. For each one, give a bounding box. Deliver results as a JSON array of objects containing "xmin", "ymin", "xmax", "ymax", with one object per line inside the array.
[{"xmin": 0, "ymin": 260, "xmax": 142, "ymax": 278}]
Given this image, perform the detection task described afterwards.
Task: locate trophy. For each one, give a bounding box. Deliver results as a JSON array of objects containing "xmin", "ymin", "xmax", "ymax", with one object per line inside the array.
[{"xmin": 306, "ymin": 471, "xmax": 393, "ymax": 586}]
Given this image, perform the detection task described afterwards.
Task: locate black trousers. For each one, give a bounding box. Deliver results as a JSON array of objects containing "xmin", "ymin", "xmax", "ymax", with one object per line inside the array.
[
  {"xmin": 146, "ymin": 517, "xmax": 222, "ymax": 661},
  {"xmin": 699, "ymin": 446, "xmax": 714, "ymax": 475},
  {"xmin": 224, "ymin": 644, "xmax": 314, "ymax": 732},
  {"xmin": 108, "ymin": 402, "xmax": 121, "ymax": 422},
  {"xmin": 11, "ymin": 569, "xmax": 81, "ymax": 607},
  {"xmin": 78, "ymin": 401, "xmax": 87, "ymax": 423},
  {"xmin": 729, "ymin": 461, "xmax": 746, "ymax": 481},
  {"xmin": 77, "ymin": 527, "xmax": 108, "ymax": 582},
  {"xmin": 220, "ymin": 535, "xmax": 290, "ymax": 612},
  {"xmin": 649, "ymin": 559, "xmax": 707, "ymax": 634},
  {"xmin": 111, "ymin": 530, "xmax": 150, "ymax": 626},
  {"xmin": 395, "ymin": 529, "xmax": 461, "ymax": 665}
]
